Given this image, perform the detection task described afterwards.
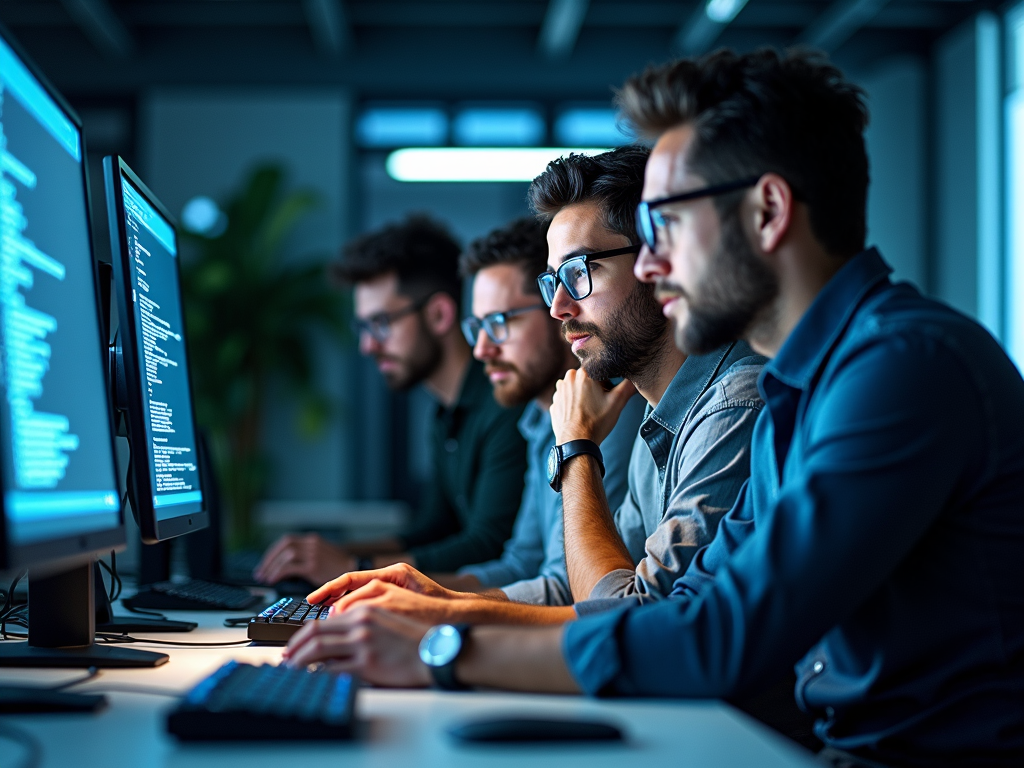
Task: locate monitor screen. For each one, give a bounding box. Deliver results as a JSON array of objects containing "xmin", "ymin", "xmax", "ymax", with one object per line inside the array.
[
  {"xmin": 0, "ymin": 35, "xmax": 121, "ymax": 557},
  {"xmin": 116, "ymin": 168, "xmax": 203, "ymax": 528}
]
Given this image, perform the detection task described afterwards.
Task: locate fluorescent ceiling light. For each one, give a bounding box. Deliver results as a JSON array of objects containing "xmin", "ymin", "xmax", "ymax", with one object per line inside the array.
[
  {"xmin": 357, "ymin": 107, "xmax": 448, "ymax": 147},
  {"xmin": 386, "ymin": 147, "xmax": 611, "ymax": 182},
  {"xmin": 705, "ymin": 0, "xmax": 748, "ymax": 24},
  {"xmin": 453, "ymin": 108, "xmax": 545, "ymax": 146},
  {"xmin": 555, "ymin": 108, "xmax": 631, "ymax": 146}
]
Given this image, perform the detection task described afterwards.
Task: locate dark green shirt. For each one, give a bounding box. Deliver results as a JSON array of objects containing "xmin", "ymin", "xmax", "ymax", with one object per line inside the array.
[{"xmin": 399, "ymin": 359, "xmax": 528, "ymax": 572}]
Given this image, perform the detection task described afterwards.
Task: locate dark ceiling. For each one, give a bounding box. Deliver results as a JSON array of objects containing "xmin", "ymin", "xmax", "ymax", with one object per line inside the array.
[{"xmin": 0, "ymin": 0, "xmax": 990, "ymax": 101}]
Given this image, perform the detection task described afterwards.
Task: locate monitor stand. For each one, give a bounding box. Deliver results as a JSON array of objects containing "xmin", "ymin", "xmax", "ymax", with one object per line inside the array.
[
  {"xmin": 93, "ymin": 561, "xmax": 196, "ymax": 633},
  {"xmin": 0, "ymin": 561, "xmax": 167, "ymax": 668}
]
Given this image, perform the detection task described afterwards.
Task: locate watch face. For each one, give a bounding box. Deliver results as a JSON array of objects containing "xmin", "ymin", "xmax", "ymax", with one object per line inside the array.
[
  {"xmin": 546, "ymin": 446, "xmax": 558, "ymax": 483},
  {"xmin": 419, "ymin": 625, "xmax": 462, "ymax": 667}
]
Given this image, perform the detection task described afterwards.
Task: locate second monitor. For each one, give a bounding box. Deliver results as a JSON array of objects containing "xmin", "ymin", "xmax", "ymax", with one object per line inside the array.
[{"xmin": 104, "ymin": 156, "xmax": 207, "ymax": 544}]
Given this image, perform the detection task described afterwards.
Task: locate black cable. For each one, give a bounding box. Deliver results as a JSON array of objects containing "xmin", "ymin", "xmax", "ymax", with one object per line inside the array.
[
  {"xmin": 110, "ymin": 551, "xmax": 121, "ymax": 601},
  {"xmin": 123, "ymin": 605, "xmax": 168, "ymax": 619},
  {"xmin": 0, "ymin": 722, "xmax": 43, "ymax": 768},
  {"xmin": 72, "ymin": 684, "xmax": 181, "ymax": 698},
  {"xmin": 1, "ymin": 571, "xmax": 26, "ymax": 640},
  {"xmin": 49, "ymin": 667, "xmax": 101, "ymax": 691},
  {"xmin": 94, "ymin": 632, "xmax": 252, "ymax": 647}
]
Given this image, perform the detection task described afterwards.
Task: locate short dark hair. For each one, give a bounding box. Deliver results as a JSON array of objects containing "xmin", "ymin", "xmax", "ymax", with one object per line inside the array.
[
  {"xmin": 616, "ymin": 48, "xmax": 869, "ymax": 258},
  {"xmin": 527, "ymin": 146, "xmax": 650, "ymax": 243},
  {"xmin": 459, "ymin": 217, "xmax": 549, "ymax": 297},
  {"xmin": 331, "ymin": 214, "xmax": 462, "ymax": 301}
]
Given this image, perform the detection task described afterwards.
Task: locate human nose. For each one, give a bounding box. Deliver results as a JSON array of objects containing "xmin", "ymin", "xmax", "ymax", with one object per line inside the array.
[
  {"xmin": 473, "ymin": 328, "xmax": 500, "ymax": 361},
  {"xmin": 359, "ymin": 330, "xmax": 382, "ymax": 356},
  {"xmin": 548, "ymin": 282, "xmax": 579, "ymax": 322},
  {"xmin": 634, "ymin": 244, "xmax": 669, "ymax": 285}
]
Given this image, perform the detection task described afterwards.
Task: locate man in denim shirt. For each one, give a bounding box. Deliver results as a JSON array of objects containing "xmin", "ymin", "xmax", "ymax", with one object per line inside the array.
[
  {"xmin": 292, "ymin": 148, "xmax": 763, "ymax": 625},
  {"xmin": 435, "ymin": 217, "xmax": 644, "ymax": 605},
  {"xmin": 284, "ymin": 50, "xmax": 1023, "ymax": 767}
]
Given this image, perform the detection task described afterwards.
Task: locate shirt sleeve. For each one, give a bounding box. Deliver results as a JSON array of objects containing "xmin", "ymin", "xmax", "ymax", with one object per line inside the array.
[
  {"xmin": 409, "ymin": 408, "xmax": 528, "ymax": 572},
  {"xmin": 590, "ymin": 398, "xmax": 761, "ymax": 600},
  {"xmin": 564, "ymin": 331, "xmax": 987, "ymax": 698},
  {"xmin": 501, "ymin": 498, "xmax": 573, "ymax": 605}
]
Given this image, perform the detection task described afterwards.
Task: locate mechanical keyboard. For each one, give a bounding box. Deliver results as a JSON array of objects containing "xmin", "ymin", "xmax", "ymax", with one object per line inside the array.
[
  {"xmin": 247, "ymin": 597, "xmax": 330, "ymax": 643},
  {"xmin": 124, "ymin": 579, "xmax": 261, "ymax": 611},
  {"xmin": 167, "ymin": 661, "xmax": 357, "ymax": 741}
]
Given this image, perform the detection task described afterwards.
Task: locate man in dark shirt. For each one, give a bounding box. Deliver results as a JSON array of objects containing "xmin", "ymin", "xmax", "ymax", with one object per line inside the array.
[
  {"xmin": 283, "ymin": 50, "xmax": 1024, "ymax": 766},
  {"xmin": 255, "ymin": 215, "xmax": 527, "ymax": 584}
]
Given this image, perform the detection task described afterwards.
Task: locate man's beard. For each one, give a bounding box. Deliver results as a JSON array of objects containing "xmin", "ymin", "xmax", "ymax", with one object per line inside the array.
[
  {"xmin": 376, "ymin": 319, "xmax": 443, "ymax": 391},
  {"xmin": 661, "ymin": 205, "xmax": 779, "ymax": 356},
  {"xmin": 562, "ymin": 280, "xmax": 667, "ymax": 383},
  {"xmin": 485, "ymin": 326, "xmax": 568, "ymax": 407}
]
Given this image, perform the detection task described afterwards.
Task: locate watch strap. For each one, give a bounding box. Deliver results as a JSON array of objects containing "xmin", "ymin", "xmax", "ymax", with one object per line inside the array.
[{"xmin": 560, "ymin": 439, "xmax": 605, "ymax": 478}]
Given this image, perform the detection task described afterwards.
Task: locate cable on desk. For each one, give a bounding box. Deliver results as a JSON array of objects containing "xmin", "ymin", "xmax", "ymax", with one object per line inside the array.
[
  {"xmin": 0, "ymin": 722, "xmax": 43, "ymax": 768},
  {"xmin": 74, "ymin": 684, "xmax": 182, "ymax": 698},
  {"xmin": 1, "ymin": 570, "xmax": 27, "ymax": 639},
  {"xmin": 50, "ymin": 667, "xmax": 102, "ymax": 690},
  {"xmin": 95, "ymin": 632, "xmax": 253, "ymax": 647}
]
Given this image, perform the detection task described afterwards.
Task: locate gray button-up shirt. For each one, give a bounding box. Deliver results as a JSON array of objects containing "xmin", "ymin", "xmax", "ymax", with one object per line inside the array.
[
  {"xmin": 459, "ymin": 394, "xmax": 646, "ymax": 605},
  {"xmin": 583, "ymin": 341, "xmax": 766, "ymax": 605}
]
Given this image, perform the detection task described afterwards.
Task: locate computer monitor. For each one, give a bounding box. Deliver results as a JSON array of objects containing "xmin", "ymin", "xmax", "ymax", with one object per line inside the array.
[
  {"xmin": 103, "ymin": 156, "xmax": 208, "ymax": 546},
  {"xmin": 0, "ymin": 26, "xmax": 163, "ymax": 667}
]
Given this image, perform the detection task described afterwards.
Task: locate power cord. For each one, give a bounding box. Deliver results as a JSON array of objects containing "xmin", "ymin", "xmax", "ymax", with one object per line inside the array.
[
  {"xmin": 49, "ymin": 667, "xmax": 102, "ymax": 690},
  {"xmin": 94, "ymin": 632, "xmax": 252, "ymax": 647},
  {"xmin": 0, "ymin": 722, "xmax": 42, "ymax": 768},
  {"xmin": 1, "ymin": 571, "xmax": 27, "ymax": 640}
]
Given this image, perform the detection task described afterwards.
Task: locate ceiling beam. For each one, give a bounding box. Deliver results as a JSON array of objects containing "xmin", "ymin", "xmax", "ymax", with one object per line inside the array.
[
  {"xmin": 797, "ymin": 0, "xmax": 892, "ymax": 52},
  {"xmin": 538, "ymin": 0, "xmax": 590, "ymax": 59},
  {"xmin": 303, "ymin": 0, "xmax": 350, "ymax": 57},
  {"xmin": 58, "ymin": 0, "xmax": 133, "ymax": 59}
]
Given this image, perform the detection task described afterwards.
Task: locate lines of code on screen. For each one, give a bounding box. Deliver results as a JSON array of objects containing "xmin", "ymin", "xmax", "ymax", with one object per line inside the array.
[
  {"xmin": 0, "ymin": 38, "xmax": 120, "ymax": 545},
  {"xmin": 122, "ymin": 178, "xmax": 203, "ymax": 521}
]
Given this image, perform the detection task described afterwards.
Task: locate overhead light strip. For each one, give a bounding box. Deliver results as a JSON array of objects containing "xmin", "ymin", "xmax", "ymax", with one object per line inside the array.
[{"xmin": 386, "ymin": 147, "xmax": 611, "ymax": 182}]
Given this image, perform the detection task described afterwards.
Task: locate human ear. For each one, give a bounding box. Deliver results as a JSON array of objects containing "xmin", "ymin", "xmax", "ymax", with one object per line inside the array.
[
  {"xmin": 423, "ymin": 293, "xmax": 458, "ymax": 336},
  {"xmin": 751, "ymin": 173, "xmax": 793, "ymax": 254}
]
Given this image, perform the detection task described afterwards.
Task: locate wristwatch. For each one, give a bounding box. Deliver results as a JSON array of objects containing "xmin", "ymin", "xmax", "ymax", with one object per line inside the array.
[
  {"xmin": 546, "ymin": 439, "xmax": 605, "ymax": 492},
  {"xmin": 418, "ymin": 623, "xmax": 471, "ymax": 690}
]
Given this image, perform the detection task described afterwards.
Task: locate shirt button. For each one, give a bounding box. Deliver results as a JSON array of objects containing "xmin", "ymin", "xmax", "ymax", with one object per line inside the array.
[
  {"xmin": 812, "ymin": 661, "xmax": 825, "ymax": 674},
  {"xmin": 444, "ymin": 438, "xmax": 458, "ymax": 453}
]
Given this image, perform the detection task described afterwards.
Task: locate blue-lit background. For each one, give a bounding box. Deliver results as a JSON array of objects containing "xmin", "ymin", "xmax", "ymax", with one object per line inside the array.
[{"xmin": 0, "ymin": 0, "xmax": 1016, "ymax": 555}]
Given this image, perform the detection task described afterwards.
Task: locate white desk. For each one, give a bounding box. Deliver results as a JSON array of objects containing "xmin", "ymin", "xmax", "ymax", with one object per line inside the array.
[{"xmin": 0, "ymin": 608, "xmax": 821, "ymax": 768}]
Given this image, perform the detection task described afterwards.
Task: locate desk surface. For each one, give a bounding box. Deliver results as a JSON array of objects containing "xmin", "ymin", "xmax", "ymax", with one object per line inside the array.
[{"xmin": 0, "ymin": 606, "xmax": 820, "ymax": 768}]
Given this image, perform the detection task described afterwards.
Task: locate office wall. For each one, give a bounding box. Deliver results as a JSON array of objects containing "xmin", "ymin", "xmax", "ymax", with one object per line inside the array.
[
  {"xmin": 140, "ymin": 89, "xmax": 354, "ymax": 503},
  {"xmin": 933, "ymin": 14, "xmax": 1002, "ymax": 335},
  {"xmin": 860, "ymin": 57, "xmax": 928, "ymax": 289}
]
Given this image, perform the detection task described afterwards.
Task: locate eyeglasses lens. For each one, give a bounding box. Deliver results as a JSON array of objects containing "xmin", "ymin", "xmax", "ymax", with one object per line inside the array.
[
  {"xmin": 538, "ymin": 274, "xmax": 556, "ymax": 307},
  {"xmin": 563, "ymin": 259, "xmax": 591, "ymax": 301}
]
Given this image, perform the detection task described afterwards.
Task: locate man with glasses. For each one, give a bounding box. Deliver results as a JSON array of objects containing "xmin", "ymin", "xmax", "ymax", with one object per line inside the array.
[
  {"xmin": 288, "ymin": 50, "xmax": 1024, "ymax": 767},
  {"xmin": 434, "ymin": 217, "xmax": 642, "ymax": 603},
  {"xmin": 288, "ymin": 146, "xmax": 765, "ymax": 625},
  {"xmin": 255, "ymin": 215, "xmax": 528, "ymax": 586}
]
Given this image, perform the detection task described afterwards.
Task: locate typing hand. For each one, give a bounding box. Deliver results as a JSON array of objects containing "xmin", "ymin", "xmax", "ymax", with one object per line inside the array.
[
  {"xmin": 283, "ymin": 605, "xmax": 433, "ymax": 688},
  {"xmin": 308, "ymin": 563, "xmax": 455, "ymax": 606},
  {"xmin": 550, "ymin": 369, "xmax": 637, "ymax": 445},
  {"xmin": 253, "ymin": 533, "xmax": 354, "ymax": 587},
  {"xmin": 325, "ymin": 580, "xmax": 459, "ymax": 623}
]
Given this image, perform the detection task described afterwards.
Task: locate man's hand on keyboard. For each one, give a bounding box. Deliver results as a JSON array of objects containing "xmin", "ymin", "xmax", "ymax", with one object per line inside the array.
[
  {"xmin": 254, "ymin": 533, "xmax": 355, "ymax": 586},
  {"xmin": 327, "ymin": 579, "xmax": 464, "ymax": 624},
  {"xmin": 308, "ymin": 563, "xmax": 465, "ymax": 606},
  {"xmin": 283, "ymin": 605, "xmax": 433, "ymax": 688}
]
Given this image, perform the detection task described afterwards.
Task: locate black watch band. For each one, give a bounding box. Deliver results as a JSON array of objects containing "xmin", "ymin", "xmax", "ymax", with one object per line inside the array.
[{"xmin": 547, "ymin": 439, "xmax": 604, "ymax": 492}]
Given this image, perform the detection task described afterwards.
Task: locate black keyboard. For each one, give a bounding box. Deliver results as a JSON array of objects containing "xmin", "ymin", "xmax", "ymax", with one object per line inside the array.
[
  {"xmin": 167, "ymin": 661, "xmax": 357, "ymax": 741},
  {"xmin": 247, "ymin": 597, "xmax": 330, "ymax": 643},
  {"xmin": 124, "ymin": 579, "xmax": 261, "ymax": 611}
]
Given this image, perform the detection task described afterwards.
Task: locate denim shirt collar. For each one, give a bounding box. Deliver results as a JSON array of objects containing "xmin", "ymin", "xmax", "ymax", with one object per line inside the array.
[
  {"xmin": 646, "ymin": 342, "xmax": 741, "ymax": 435},
  {"xmin": 767, "ymin": 247, "xmax": 892, "ymax": 391},
  {"xmin": 517, "ymin": 400, "xmax": 553, "ymax": 447}
]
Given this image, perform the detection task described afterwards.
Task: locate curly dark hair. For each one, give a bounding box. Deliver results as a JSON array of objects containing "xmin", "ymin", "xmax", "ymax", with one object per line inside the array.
[
  {"xmin": 616, "ymin": 48, "xmax": 870, "ymax": 258},
  {"xmin": 459, "ymin": 217, "xmax": 549, "ymax": 297},
  {"xmin": 527, "ymin": 146, "xmax": 650, "ymax": 244},
  {"xmin": 331, "ymin": 214, "xmax": 462, "ymax": 301}
]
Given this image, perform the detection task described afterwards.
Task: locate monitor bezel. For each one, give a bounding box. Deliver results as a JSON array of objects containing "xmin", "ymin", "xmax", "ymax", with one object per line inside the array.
[
  {"xmin": 0, "ymin": 22, "xmax": 126, "ymax": 571},
  {"xmin": 104, "ymin": 155, "xmax": 209, "ymax": 544}
]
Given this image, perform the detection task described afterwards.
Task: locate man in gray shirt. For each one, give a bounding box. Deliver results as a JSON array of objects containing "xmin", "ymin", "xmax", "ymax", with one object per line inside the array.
[
  {"xmin": 298, "ymin": 147, "xmax": 765, "ymax": 627},
  {"xmin": 431, "ymin": 216, "xmax": 644, "ymax": 606}
]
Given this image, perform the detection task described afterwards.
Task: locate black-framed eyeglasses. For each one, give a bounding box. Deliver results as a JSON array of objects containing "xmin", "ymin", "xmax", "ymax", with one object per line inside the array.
[
  {"xmin": 351, "ymin": 296, "xmax": 429, "ymax": 343},
  {"xmin": 536, "ymin": 245, "xmax": 639, "ymax": 307},
  {"xmin": 461, "ymin": 304, "xmax": 547, "ymax": 346},
  {"xmin": 635, "ymin": 176, "xmax": 762, "ymax": 252}
]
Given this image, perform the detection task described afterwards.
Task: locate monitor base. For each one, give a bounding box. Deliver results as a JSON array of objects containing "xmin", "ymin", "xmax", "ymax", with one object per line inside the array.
[{"xmin": 0, "ymin": 642, "xmax": 167, "ymax": 668}]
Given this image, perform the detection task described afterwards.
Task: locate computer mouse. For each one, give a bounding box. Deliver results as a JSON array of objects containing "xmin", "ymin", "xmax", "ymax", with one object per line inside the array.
[{"xmin": 447, "ymin": 716, "xmax": 624, "ymax": 743}]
